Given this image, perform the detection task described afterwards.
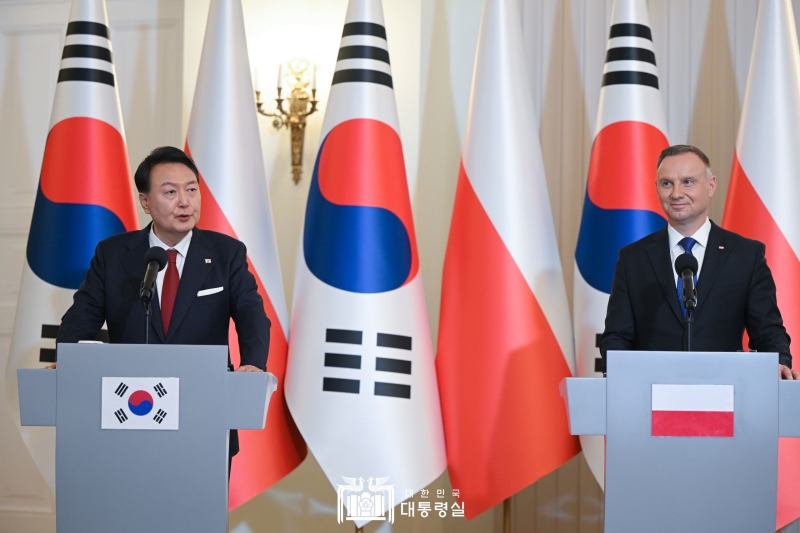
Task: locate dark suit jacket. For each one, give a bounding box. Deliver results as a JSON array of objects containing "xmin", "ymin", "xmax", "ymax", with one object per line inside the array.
[
  {"xmin": 600, "ymin": 221, "xmax": 791, "ymax": 368},
  {"xmin": 57, "ymin": 224, "xmax": 271, "ymax": 456}
]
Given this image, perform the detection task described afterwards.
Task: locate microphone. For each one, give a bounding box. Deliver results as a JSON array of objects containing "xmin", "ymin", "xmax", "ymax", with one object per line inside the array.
[
  {"xmin": 674, "ymin": 253, "xmax": 699, "ymax": 311},
  {"xmin": 140, "ymin": 247, "xmax": 168, "ymax": 303}
]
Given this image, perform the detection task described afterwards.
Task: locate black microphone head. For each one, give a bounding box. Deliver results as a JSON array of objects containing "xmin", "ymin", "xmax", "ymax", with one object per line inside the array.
[
  {"xmin": 675, "ymin": 253, "xmax": 699, "ymax": 276},
  {"xmin": 144, "ymin": 247, "xmax": 168, "ymax": 271}
]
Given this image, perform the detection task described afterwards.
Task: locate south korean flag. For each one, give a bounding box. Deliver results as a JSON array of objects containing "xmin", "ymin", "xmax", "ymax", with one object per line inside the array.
[{"xmin": 101, "ymin": 377, "xmax": 179, "ymax": 430}]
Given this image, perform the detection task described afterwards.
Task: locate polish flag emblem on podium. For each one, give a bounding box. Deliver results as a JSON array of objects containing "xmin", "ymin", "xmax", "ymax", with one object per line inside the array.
[
  {"xmin": 4, "ymin": 0, "xmax": 138, "ymax": 493},
  {"xmin": 651, "ymin": 385, "xmax": 734, "ymax": 438}
]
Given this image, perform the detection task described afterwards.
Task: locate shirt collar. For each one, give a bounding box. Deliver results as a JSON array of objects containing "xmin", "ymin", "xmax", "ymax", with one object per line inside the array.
[
  {"xmin": 668, "ymin": 217, "xmax": 711, "ymax": 251},
  {"xmin": 148, "ymin": 226, "xmax": 192, "ymax": 258}
]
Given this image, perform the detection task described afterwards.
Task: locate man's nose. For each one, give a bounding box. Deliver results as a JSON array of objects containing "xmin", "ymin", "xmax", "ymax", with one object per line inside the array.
[{"xmin": 176, "ymin": 191, "xmax": 189, "ymax": 207}]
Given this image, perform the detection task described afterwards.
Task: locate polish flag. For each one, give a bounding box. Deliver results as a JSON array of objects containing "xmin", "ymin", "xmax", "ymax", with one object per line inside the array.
[
  {"xmin": 185, "ymin": 0, "xmax": 306, "ymax": 509},
  {"xmin": 4, "ymin": 0, "xmax": 138, "ymax": 492},
  {"xmin": 436, "ymin": 0, "xmax": 579, "ymax": 519},
  {"xmin": 573, "ymin": 0, "xmax": 669, "ymax": 489},
  {"xmin": 651, "ymin": 385, "xmax": 734, "ymax": 437},
  {"xmin": 721, "ymin": 0, "xmax": 800, "ymax": 527}
]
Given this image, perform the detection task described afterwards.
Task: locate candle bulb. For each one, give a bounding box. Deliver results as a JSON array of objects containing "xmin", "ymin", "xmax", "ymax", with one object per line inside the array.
[
  {"xmin": 277, "ymin": 64, "xmax": 283, "ymax": 90},
  {"xmin": 254, "ymin": 66, "xmax": 259, "ymax": 91},
  {"xmin": 311, "ymin": 65, "xmax": 317, "ymax": 92}
]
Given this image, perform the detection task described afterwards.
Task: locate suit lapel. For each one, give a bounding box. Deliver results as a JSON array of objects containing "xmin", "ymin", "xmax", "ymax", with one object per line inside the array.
[
  {"xmin": 696, "ymin": 222, "xmax": 732, "ymax": 307},
  {"xmin": 120, "ymin": 223, "xmax": 166, "ymax": 343},
  {"xmin": 645, "ymin": 227, "xmax": 685, "ymax": 324},
  {"xmin": 165, "ymin": 229, "xmax": 218, "ymax": 342}
]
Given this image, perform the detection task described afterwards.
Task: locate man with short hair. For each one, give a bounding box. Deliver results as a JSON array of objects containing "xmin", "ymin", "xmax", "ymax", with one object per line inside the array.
[
  {"xmin": 600, "ymin": 144, "xmax": 797, "ymax": 379},
  {"xmin": 56, "ymin": 145, "xmax": 271, "ymax": 460}
]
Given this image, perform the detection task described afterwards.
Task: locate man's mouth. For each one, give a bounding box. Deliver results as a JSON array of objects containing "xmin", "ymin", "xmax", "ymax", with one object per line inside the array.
[{"xmin": 176, "ymin": 214, "xmax": 191, "ymax": 221}]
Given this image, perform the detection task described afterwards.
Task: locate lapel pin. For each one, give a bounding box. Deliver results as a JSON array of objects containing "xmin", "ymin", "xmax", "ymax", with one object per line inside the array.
[
  {"xmin": 719, "ymin": 246, "xmax": 725, "ymax": 250},
  {"xmin": 205, "ymin": 258, "xmax": 212, "ymax": 264}
]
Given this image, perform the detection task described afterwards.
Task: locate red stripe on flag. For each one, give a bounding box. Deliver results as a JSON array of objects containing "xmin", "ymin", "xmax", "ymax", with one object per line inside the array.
[
  {"xmin": 437, "ymin": 164, "xmax": 579, "ymax": 519},
  {"xmin": 723, "ymin": 152, "xmax": 800, "ymax": 528},
  {"xmin": 317, "ymin": 118, "xmax": 419, "ymax": 285},
  {"xmin": 187, "ymin": 145, "xmax": 307, "ymax": 508},
  {"xmin": 651, "ymin": 410, "xmax": 734, "ymax": 437},
  {"xmin": 40, "ymin": 117, "xmax": 138, "ymax": 230},
  {"xmin": 587, "ymin": 120, "xmax": 668, "ymax": 214}
]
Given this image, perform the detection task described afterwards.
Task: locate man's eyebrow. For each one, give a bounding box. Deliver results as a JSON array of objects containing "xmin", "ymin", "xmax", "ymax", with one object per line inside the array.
[{"xmin": 159, "ymin": 180, "xmax": 198, "ymax": 188}]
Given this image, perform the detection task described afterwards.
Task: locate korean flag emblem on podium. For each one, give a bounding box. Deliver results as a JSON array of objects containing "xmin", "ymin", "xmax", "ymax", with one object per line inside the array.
[{"xmin": 101, "ymin": 377, "xmax": 180, "ymax": 430}]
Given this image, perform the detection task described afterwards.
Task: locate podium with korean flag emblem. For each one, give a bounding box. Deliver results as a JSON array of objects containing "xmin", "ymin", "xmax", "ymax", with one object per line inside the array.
[
  {"xmin": 17, "ymin": 343, "xmax": 277, "ymax": 533},
  {"xmin": 561, "ymin": 351, "xmax": 800, "ymax": 533}
]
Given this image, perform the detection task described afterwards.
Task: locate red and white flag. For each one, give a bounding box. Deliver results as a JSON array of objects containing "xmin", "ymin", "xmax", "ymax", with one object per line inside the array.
[
  {"xmin": 436, "ymin": 0, "xmax": 579, "ymax": 519},
  {"xmin": 186, "ymin": 0, "xmax": 305, "ymax": 509},
  {"xmin": 651, "ymin": 385, "xmax": 734, "ymax": 437},
  {"xmin": 721, "ymin": 0, "xmax": 800, "ymax": 527}
]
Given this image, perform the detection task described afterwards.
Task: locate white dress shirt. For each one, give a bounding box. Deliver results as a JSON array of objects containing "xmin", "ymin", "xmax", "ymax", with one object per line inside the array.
[
  {"xmin": 148, "ymin": 228, "xmax": 192, "ymax": 305},
  {"xmin": 668, "ymin": 217, "xmax": 711, "ymax": 285}
]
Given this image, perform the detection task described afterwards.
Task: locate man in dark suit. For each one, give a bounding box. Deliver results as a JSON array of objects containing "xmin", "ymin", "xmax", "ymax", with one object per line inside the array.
[
  {"xmin": 600, "ymin": 144, "xmax": 797, "ymax": 379},
  {"xmin": 55, "ymin": 146, "xmax": 271, "ymax": 459}
]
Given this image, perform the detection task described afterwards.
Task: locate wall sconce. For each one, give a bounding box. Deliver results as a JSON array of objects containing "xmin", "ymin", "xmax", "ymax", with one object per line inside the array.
[{"xmin": 255, "ymin": 58, "xmax": 319, "ymax": 184}]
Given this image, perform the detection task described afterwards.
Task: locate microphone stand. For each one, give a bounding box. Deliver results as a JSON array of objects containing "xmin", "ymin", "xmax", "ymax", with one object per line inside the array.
[
  {"xmin": 683, "ymin": 277, "xmax": 696, "ymax": 351},
  {"xmin": 684, "ymin": 304, "xmax": 694, "ymax": 351},
  {"xmin": 141, "ymin": 291, "xmax": 153, "ymax": 345}
]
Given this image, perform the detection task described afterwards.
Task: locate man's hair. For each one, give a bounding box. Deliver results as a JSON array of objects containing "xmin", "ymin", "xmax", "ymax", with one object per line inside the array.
[
  {"xmin": 656, "ymin": 144, "xmax": 712, "ymax": 175},
  {"xmin": 134, "ymin": 146, "xmax": 199, "ymax": 193}
]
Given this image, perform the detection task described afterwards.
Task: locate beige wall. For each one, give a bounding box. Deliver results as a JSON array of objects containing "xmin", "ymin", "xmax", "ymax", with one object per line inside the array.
[{"xmin": 3, "ymin": 0, "xmax": 800, "ymax": 532}]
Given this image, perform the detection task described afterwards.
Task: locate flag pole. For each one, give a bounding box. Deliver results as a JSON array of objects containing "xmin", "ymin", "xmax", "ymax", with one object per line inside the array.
[{"xmin": 503, "ymin": 497, "xmax": 511, "ymax": 533}]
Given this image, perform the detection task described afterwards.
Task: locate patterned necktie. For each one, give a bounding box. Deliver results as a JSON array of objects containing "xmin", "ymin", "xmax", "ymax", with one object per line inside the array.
[
  {"xmin": 161, "ymin": 249, "xmax": 179, "ymax": 335},
  {"xmin": 676, "ymin": 237, "xmax": 697, "ymax": 318}
]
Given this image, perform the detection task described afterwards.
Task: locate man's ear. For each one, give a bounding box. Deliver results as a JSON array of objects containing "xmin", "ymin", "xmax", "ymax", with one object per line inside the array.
[
  {"xmin": 139, "ymin": 192, "xmax": 150, "ymax": 214},
  {"xmin": 708, "ymin": 174, "xmax": 718, "ymax": 197}
]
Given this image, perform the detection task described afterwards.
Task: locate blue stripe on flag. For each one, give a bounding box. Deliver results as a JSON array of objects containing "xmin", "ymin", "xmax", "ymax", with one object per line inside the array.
[
  {"xmin": 575, "ymin": 193, "xmax": 666, "ymax": 293},
  {"xmin": 27, "ymin": 186, "xmax": 127, "ymax": 289}
]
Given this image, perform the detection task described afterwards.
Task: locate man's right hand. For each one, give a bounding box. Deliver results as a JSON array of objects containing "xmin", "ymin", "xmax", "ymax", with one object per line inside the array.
[
  {"xmin": 44, "ymin": 363, "xmax": 57, "ymax": 369},
  {"xmin": 780, "ymin": 364, "xmax": 799, "ymax": 380}
]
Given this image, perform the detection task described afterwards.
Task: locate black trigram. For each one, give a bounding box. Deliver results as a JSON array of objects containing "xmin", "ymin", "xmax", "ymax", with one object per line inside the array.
[
  {"xmin": 594, "ymin": 334, "xmax": 606, "ymax": 374},
  {"xmin": 58, "ymin": 21, "xmax": 116, "ymax": 87},
  {"xmin": 114, "ymin": 409, "xmax": 128, "ymax": 423},
  {"xmin": 115, "ymin": 382, "xmax": 129, "ymax": 397},
  {"xmin": 321, "ymin": 328, "xmax": 412, "ymax": 399},
  {"xmin": 153, "ymin": 409, "xmax": 167, "ymax": 424},
  {"xmin": 38, "ymin": 324, "xmax": 108, "ymax": 363},
  {"xmin": 375, "ymin": 332, "xmax": 412, "ymax": 399},
  {"xmin": 601, "ymin": 23, "xmax": 659, "ymax": 90},
  {"xmin": 154, "ymin": 383, "xmax": 167, "ymax": 398},
  {"xmin": 323, "ymin": 329, "xmax": 362, "ymax": 394},
  {"xmin": 332, "ymin": 22, "xmax": 393, "ymax": 89}
]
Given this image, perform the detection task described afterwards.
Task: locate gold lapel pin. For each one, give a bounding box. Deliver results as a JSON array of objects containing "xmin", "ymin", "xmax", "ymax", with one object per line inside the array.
[{"xmin": 205, "ymin": 258, "xmax": 212, "ymax": 263}]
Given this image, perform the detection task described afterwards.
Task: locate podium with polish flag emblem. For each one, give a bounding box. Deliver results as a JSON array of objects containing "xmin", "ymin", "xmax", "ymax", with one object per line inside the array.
[
  {"xmin": 16, "ymin": 343, "xmax": 277, "ymax": 533},
  {"xmin": 562, "ymin": 351, "xmax": 800, "ymax": 533}
]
